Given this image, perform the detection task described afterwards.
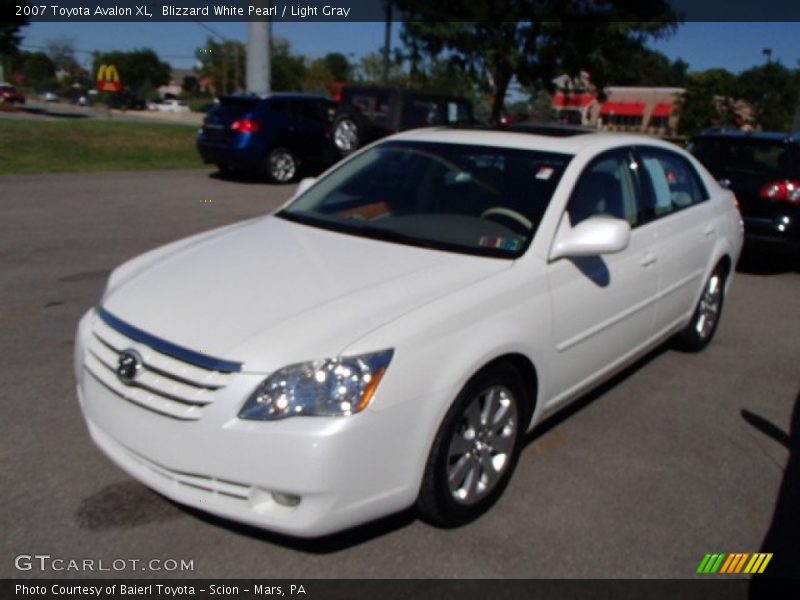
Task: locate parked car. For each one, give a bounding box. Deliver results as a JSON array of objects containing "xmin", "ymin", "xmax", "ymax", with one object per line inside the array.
[
  {"xmin": 75, "ymin": 129, "xmax": 743, "ymax": 537},
  {"xmin": 0, "ymin": 83, "xmax": 26, "ymax": 104},
  {"xmin": 331, "ymin": 85, "xmax": 475, "ymax": 157},
  {"xmin": 107, "ymin": 92, "xmax": 147, "ymax": 111},
  {"xmin": 40, "ymin": 91, "xmax": 60, "ymax": 102},
  {"xmin": 687, "ymin": 129, "xmax": 799, "ymax": 256},
  {"xmin": 197, "ymin": 93, "xmax": 336, "ymax": 183},
  {"xmin": 147, "ymin": 99, "xmax": 190, "ymax": 113}
]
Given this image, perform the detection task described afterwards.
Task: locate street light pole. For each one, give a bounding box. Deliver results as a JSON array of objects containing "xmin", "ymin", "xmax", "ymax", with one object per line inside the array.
[
  {"xmin": 382, "ymin": 1, "xmax": 392, "ymax": 86},
  {"xmin": 247, "ymin": 1, "xmax": 271, "ymax": 95}
]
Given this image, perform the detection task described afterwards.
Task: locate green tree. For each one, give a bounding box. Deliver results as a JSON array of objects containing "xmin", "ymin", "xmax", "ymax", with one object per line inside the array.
[
  {"xmin": 678, "ymin": 69, "xmax": 738, "ymax": 136},
  {"xmin": 396, "ymin": 0, "xmax": 678, "ymax": 122},
  {"xmin": 92, "ymin": 48, "xmax": 171, "ymax": 97},
  {"xmin": 195, "ymin": 37, "xmax": 244, "ymax": 96},
  {"xmin": 322, "ymin": 52, "xmax": 351, "ymax": 81},
  {"xmin": 734, "ymin": 62, "xmax": 800, "ymax": 131},
  {"xmin": 14, "ymin": 50, "xmax": 56, "ymax": 91},
  {"xmin": 270, "ymin": 37, "xmax": 306, "ymax": 91},
  {"xmin": 303, "ymin": 59, "xmax": 334, "ymax": 94},
  {"xmin": 0, "ymin": 1, "xmax": 27, "ymax": 55},
  {"xmin": 601, "ymin": 47, "xmax": 688, "ymax": 88},
  {"xmin": 354, "ymin": 51, "xmax": 407, "ymax": 85}
]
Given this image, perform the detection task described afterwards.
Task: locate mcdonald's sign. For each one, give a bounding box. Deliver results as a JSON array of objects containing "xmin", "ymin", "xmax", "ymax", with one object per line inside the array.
[{"xmin": 96, "ymin": 64, "xmax": 122, "ymax": 93}]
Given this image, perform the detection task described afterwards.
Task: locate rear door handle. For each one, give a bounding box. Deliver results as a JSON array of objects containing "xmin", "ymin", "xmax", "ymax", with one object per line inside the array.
[
  {"xmin": 639, "ymin": 252, "xmax": 657, "ymax": 267},
  {"xmin": 703, "ymin": 225, "xmax": 716, "ymax": 237}
]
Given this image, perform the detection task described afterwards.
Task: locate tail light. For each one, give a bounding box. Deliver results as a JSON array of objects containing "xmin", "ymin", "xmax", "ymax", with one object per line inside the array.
[
  {"xmin": 760, "ymin": 180, "xmax": 800, "ymax": 204},
  {"xmin": 231, "ymin": 118, "xmax": 261, "ymax": 133}
]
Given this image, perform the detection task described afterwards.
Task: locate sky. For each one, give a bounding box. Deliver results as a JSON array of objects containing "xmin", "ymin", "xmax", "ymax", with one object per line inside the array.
[{"xmin": 19, "ymin": 21, "xmax": 800, "ymax": 75}]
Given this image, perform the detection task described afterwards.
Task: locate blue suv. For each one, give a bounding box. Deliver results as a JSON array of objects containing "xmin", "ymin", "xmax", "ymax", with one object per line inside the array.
[{"xmin": 197, "ymin": 94, "xmax": 336, "ymax": 183}]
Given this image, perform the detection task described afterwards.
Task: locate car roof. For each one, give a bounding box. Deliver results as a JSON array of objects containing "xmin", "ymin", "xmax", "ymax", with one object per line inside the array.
[
  {"xmin": 692, "ymin": 129, "xmax": 799, "ymax": 144},
  {"xmin": 389, "ymin": 127, "xmax": 683, "ymax": 157},
  {"xmin": 222, "ymin": 92, "xmax": 329, "ymax": 102}
]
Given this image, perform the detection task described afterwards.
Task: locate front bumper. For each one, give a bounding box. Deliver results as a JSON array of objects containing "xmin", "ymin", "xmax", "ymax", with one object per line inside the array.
[{"xmin": 75, "ymin": 309, "xmax": 434, "ymax": 537}]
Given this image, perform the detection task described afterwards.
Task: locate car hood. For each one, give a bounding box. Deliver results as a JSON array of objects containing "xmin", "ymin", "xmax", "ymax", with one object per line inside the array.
[{"xmin": 102, "ymin": 215, "xmax": 511, "ymax": 372}]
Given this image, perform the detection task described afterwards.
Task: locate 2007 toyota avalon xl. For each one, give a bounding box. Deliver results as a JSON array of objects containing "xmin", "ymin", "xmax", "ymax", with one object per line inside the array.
[{"xmin": 75, "ymin": 128, "xmax": 743, "ymax": 537}]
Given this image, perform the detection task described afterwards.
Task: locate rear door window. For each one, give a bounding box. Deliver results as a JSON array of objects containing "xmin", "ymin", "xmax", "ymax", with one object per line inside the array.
[{"xmin": 637, "ymin": 148, "xmax": 708, "ymax": 219}]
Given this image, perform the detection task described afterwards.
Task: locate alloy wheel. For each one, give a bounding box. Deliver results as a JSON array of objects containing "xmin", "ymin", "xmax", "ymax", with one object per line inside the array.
[{"xmin": 446, "ymin": 385, "xmax": 518, "ymax": 505}]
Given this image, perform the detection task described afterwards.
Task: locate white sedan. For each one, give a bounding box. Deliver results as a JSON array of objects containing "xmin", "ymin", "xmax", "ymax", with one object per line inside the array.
[
  {"xmin": 74, "ymin": 129, "xmax": 743, "ymax": 537},
  {"xmin": 147, "ymin": 99, "xmax": 190, "ymax": 113}
]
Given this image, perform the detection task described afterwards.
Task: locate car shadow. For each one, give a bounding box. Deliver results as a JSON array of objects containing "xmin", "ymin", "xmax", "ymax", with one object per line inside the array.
[
  {"xmin": 745, "ymin": 390, "xmax": 800, "ymax": 592},
  {"xmin": 19, "ymin": 106, "xmax": 91, "ymax": 120},
  {"xmin": 736, "ymin": 244, "xmax": 799, "ymax": 275},
  {"xmin": 208, "ymin": 169, "xmax": 270, "ymax": 185},
  {"xmin": 178, "ymin": 502, "xmax": 418, "ymax": 554}
]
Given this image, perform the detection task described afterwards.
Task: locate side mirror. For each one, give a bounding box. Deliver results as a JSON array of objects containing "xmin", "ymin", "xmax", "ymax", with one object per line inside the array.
[
  {"xmin": 294, "ymin": 177, "xmax": 316, "ymax": 197},
  {"xmin": 550, "ymin": 216, "xmax": 631, "ymax": 260}
]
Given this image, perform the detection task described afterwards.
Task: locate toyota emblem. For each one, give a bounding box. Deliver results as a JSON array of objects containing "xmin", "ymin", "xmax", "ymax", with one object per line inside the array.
[{"xmin": 116, "ymin": 349, "xmax": 143, "ymax": 384}]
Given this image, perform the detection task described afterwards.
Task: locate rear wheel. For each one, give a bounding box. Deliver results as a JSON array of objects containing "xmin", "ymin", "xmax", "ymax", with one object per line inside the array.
[
  {"xmin": 674, "ymin": 264, "xmax": 726, "ymax": 352},
  {"xmin": 332, "ymin": 114, "xmax": 361, "ymax": 157},
  {"xmin": 265, "ymin": 148, "xmax": 298, "ymax": 183},
  {"xmin": 417, "ymin": 364, "xmax": 529, "ymax": 527}
]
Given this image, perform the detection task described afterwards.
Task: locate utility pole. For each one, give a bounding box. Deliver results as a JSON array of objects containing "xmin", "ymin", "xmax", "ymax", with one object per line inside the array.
[
  {"xmin": 382, "ymin": 1, "xmax": 392, "ymax": 86},
  {"xmin": 247, "ymin": 1, "xmax": 271, "ymax": 95}
]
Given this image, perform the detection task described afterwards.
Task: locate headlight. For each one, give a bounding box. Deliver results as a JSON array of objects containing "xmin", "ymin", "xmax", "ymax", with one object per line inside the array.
[{"xmin": 238, "ymin": 349, "xmax": 394, "ymax": 421}]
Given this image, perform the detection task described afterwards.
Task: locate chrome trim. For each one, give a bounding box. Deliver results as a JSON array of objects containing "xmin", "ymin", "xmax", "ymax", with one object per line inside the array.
[{"xmin": 97, "ymin": 307, "xmax": 243, "ymax": 373}]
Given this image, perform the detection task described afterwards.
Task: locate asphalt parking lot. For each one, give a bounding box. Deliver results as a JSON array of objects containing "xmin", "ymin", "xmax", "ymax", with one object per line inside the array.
[{"xmin": 1, "ymin": 169, "xmax": 798, "ymax": 579}]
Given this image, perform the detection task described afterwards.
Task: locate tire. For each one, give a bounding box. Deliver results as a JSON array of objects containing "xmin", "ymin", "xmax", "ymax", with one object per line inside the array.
[
  {"xmin": 332, "ymin": 114, "xmax": 362, "ymax": 157},
  {"xmin": 674, "ymin": 264, "xmax": 727, "ymax": 352},
  {"xmin": 417, "ymin": 363, "xmax": 530, "ymax": 527},
  {"xmin": 264, "ymin": 148, "xmax": 298, "ymax": 183}
]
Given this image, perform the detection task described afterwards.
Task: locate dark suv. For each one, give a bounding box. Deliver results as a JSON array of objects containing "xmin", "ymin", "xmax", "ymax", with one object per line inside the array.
[
  {"xmin": 688, "ymin": 130, "xmax": 799, "ymax": 255},
  {"xmin": 197, "ymin": 94, "xmax": 336, "ymax": 183},
  {"xmin": 332, "ymin": 86, "xmax": 474, "ymax": 157}
]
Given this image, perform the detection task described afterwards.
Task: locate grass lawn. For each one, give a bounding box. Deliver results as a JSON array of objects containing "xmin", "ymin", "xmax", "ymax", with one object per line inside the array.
[{"xmin": 0, "ymin": 119, "xmax": 204, "ymax": 174}]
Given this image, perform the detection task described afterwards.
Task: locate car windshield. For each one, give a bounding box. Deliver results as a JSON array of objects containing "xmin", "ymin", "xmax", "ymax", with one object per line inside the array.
[{"xmin": 278, "ymin": 141, "xmax": 571, "ymax": 258}]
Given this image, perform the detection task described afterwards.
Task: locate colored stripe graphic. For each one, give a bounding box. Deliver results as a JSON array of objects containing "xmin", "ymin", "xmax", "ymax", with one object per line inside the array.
[
  {"xmin": 744, "ymin": 554, "xmax": 773, "ymax": 574},
  {"xmin": 698, "ymin": 553, "xmax": 773, "ymax": 575}
]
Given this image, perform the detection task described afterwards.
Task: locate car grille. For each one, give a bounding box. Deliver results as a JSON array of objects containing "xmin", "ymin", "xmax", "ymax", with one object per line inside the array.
[{"xmin": 83, "ymin": 315, "xmax": 235, "ymax": 421}]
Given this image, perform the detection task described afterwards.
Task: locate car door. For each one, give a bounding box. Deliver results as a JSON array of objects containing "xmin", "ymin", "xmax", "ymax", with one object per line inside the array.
[
  {"xmin": 545, "ymin": 148, "xmax": 659, "ymax": 408},
  {"xmin": 635, "ymin": 147, "xmax": 717, "ymax": 336}
]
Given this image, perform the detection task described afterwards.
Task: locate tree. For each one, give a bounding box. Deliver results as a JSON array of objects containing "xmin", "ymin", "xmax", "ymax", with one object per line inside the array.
[
  {"xmin": 13, "ymin": 51, "xmax": 56, "ymax": 91},
  {"xmin": 322, "ymin": 52, "xmax": 351, "ymax": 81},
  {"xmin": 92, "ymin": 48, "xmax": 171, "ymax": 97},
  {"xmin": 0, "ymin": 1, "xmax": 28, "ymax": 56},
  {"xmin": 270, "ymin": 37, "xmax": 306, "ymax": 91},
  {"xmin": 735, "ymin": 62, "xmax": 800, "ymax": 131},
  {"xmin": 303, "ymin": 60, "xmax": 335, "ymax": 94},
  {"xmin": 195, "ymin": 38, "xmax": 245, "ymax": 96},
  {"xmin": 678, "ymin": 69, "xmax": 737, "ymax": 136},
  {"xmin": 396, "ymin": 0, "xmax": 678, "ymax": 122},
  {"xmin": 195, "ymin": 35, "xmax": 305, "ymax": 95},
  {"xmin": 600, "ymin": 47, "xmax": 688, "ymax": 88},
  {"xmin": 44, "ymin": 37, "xmax": 79, "ymax": 72},
  {"xmin": 354, "ymin": 51, "xmax": 407, "ymax": 85}
]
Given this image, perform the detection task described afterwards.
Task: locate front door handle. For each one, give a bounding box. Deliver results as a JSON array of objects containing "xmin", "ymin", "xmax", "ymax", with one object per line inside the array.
[
  {"xmin": 639, "ymin": 252, "xmax": 658, "ymax": 267},
  {"xmin": 703, "ymin": 225, "xmax": 716, "ymax": 237}
]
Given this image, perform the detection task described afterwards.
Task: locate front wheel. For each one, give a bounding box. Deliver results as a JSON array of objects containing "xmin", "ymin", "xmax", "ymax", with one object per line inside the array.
[
  {"xmin": 674, "ymin": 265, "xmax": 726, "ymax": 352},
  {"xmin": 417, "ymin": 364, "xmax": 529, "ymax": 527},
  {"xmin": 264, "ymin": 148, "xmax": 298, "ymax": 183}
]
